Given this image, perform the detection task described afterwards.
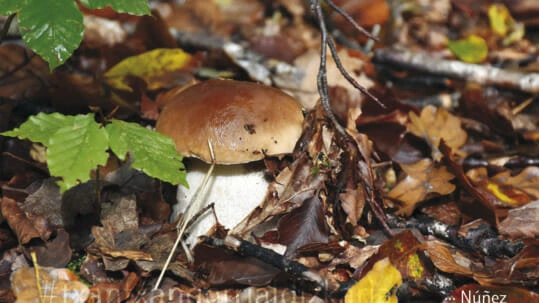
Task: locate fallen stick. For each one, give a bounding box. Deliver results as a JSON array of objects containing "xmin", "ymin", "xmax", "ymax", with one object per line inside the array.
[{"xmin": 373, "ymin": 48, "xmax": 539, "ymax": 94}]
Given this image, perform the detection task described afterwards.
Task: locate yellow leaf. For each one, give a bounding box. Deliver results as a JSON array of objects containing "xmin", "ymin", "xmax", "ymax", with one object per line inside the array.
[
  {"xmin": 487, "ymin": 4, "xmax": 525, "ymax": 45},
  {"xmin": 447, "ymin": 35, "xmax": 488, "ymax": 64},
  {"xmin": 345, "ymin": 258, "xmax": 402, "ymax": 303},
  {"xmin": 104, "ymin": 48, "xmax": 194, "ymax": 92},
  {"xmin": 488, "ymin": 4, "xmax": 511, "ymax": 36}
]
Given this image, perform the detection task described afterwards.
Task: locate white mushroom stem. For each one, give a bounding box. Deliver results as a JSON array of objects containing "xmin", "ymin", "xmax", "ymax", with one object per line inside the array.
[{"xmin": 173, "ymin": 160, "xmax": 270, "ymax": 245}]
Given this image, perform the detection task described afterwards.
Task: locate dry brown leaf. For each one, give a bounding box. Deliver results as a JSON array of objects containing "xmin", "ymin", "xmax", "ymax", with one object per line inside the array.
[
  {"xmin": 499, "ymin": 200, "xmax": 539, "ymax": 239},
  {"xmin": 89, "ymin": 272, "xmax": 139, "ymax": 303},
  {"xmin": 0, "ymin": 197, "xmax": 42, "ymax": 244},
  {"xmin": 388, "ymin": 159, "xmax": 456, "ymax": 216},
  {"xmin": 467, "ymin": 167, "xmax": 534, "ymax": 207},
  {"xmin": 408, "ymin": 105, "xmax": 467, "ymax": 161},
  {"xmin": 424, "ymin": 241, "xmax": 473, "ymax": 276},
  {"xmin": 491, "ymin": 166, "xmax": 539, "ymax": 200},
  {"xmin": 293, "ymin": 48, "xmax": 375, "ymax": 109},
  {"xmin": 11, "ymin": 266, "xmax": 89, "ymax": 303}
]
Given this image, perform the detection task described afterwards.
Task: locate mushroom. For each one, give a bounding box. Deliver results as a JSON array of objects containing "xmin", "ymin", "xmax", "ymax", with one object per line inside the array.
[{"xmin": 156, "ymin": 79, "xmax": 304, "ymax": 244}]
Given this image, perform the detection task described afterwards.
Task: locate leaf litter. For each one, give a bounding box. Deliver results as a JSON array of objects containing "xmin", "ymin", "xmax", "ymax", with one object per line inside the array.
[{"xmin": 1, "ymin": 0, "xmax": 539, "ymax": 302}]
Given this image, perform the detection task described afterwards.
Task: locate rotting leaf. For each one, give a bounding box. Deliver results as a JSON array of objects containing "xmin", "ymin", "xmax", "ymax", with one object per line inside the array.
[
  {"xmin": 345, "ymin": 257, "xmax": 402, "ymax": 303},
  {"xmin": 278, "ymin": 195, "xmax": 329, "ymax": 258},
  {"xmin": 387, "ymin": 158, "xmax": 456, "ymax": 216},
  {"xmin": 104, "ymin": 48, "xmax": 197, "ymax": 92},
  {"xmin": 447, "ymin": 35, "xmax": 488, "ymax": 64},
  {"xmin": 408, "ymin": 105, "xmax": 467, "ymax": 161}
]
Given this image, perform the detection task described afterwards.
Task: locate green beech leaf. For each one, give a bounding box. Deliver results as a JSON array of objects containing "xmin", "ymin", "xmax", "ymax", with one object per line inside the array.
[
  {"xmin": 1, "ymin": 112, "xmax": 77, "ymax": 146},
  {"xmin": 0, "ymin": 0, "xmax": 26, "ymax": 15},
  {"xmin": 447, "ymin": 35, "xmax": 488, "ymax": 64},
  {"xmin": 106, "ymin": 120, "xmax": 187, "ymax": 187},
  {"xmin": 47, "ymin": 114, "xmax": 109, "ymax": 192},
  {"xmin": 79, "ymin": 0, "xmax": 150, "ymax": 15},
  {"xmin": 18, "ymin": 0, "xmax": 84, "ymax": 70}
]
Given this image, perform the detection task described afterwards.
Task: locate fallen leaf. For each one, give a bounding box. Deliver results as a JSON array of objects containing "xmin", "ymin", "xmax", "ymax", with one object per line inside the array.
[
  {"xmin": 278, "ymin": 195, "xmax": 329, "ymax": 258},
  {"xmin": 0, "ymin": 197, "xmax": 42, "ymax": 244},
  {"xmin": 387, "ymin": 158, "xmax": 456, "ymax": 216},
  {"xmin": 499, "ymin": 200, "xmax": 539, "ymax": 239},
  {"xmin": 491, "ymin": 167, "xmax": 539, "ymax": 200},
  {"xmin": 447, "ymin": 35, "xmax": 488, "ymax": 63},
  {"xmin": 440, "ymin": 141, "xmax": 499, "ymax": 227},
  {"xmin": 467, "ymin": 167, "xmax": 534, "ymax": 208},
  {"xmin": 424, "ymin": 241, "xmax": 473, "ymax": 276},
  {"xmin": 104, "ymin": 48, "xmax": 198, "ymax": 92},
  {"xmin": 89, "ymin": 272, "xmax": 139, "ymax": 303},
  {"xmin": 345, "ymin": 257, "xmax": 402, "ymax": 303},
  {"xmin": 408, "ymin": 105, "xmax": 467, "ymax": 161}
]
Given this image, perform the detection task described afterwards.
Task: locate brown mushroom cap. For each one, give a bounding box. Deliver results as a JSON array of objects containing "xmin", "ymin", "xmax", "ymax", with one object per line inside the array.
[{"xmin": 156, "ymin": 79, "xmax": 304, "ymax": 164}]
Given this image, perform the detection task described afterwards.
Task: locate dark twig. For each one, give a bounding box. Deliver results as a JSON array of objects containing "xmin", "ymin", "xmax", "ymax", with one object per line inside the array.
[
  {"xmin": 311, "ymin": 0, "xmax": 390, "ymax": 235},
  {"xmin": 312, "ymin": 2, "xmax": 350, "ymax": 143},
  {"xmin": 325, "ymin": 0, "xmax": 378, "ymax": 41},
  {"xmin": 0, "ymin": 13, "xmax": 16, "ymax": 44},
  {"xmin": 325, "ymin": 31, "xmax": 383, "ymax": 106},
  {"xmin": 202, "ymin": 235, "xmax": 355, "ymax": 298}
]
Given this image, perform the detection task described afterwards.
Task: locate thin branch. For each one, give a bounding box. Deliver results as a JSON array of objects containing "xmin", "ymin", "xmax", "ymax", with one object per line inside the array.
[
  {"xmin": 374, "ymin": 48, "xmax": 539, "ymax": 94},
  {"xmin": 313, "ymin": 2, "xmax": 350, "ymax": 143},
  {"xmin": 325, "ymin": 0, "xmax": 378, "ymax": 41},
  {"xmin": 325, "ymin": 32, "xmax": 383, "ymax": 107},
  {"xmin": 0, "ymin": 13, "xmax": 16, "ymax": 44}
]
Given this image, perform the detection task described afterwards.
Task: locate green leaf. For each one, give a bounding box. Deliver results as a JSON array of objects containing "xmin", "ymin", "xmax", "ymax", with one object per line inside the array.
[
  {"xmin": 106, "ymin": 120, "xmax": 187, "ymax": 187},
  {"xmin": 447, "ymin": 35, "xmax": 488, "ymax": 64},
  {"xmin": 1, "ymin": 112, "xmax": 77, "ymax": 146},
  {"xmin": 0, "ymin": 0, "xmax": 27, "ymax": 15},
  {"xmin": 79, "ymin": 0, "xmax": 150, "ymax": 15},
  {"xmin": 18, "ymin": 0, "xmax": 84, "ymax": 70},
  {"xmin": 47, "ymin": 114, "xmax": 109, "ymax": 192}
]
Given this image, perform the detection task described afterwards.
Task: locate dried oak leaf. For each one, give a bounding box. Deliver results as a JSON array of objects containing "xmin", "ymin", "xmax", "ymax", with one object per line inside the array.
[
  {"xmin": 388, "ymin": 159, "xmax": 456, "ymax": 216},
  {"xmin": 11, "ymin": 267, "xmax": 89, "ymax": 303},
  {"xmin": 408, "ymin": 105, "xmax": 467, "ymax": 161},
  {"xmin": 491, "ymin": 166, "xmax": 539, "ymax": 200},
  {"xmin": 467, "ymin": 167, "xmax": 534, "ymax": 207}
]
